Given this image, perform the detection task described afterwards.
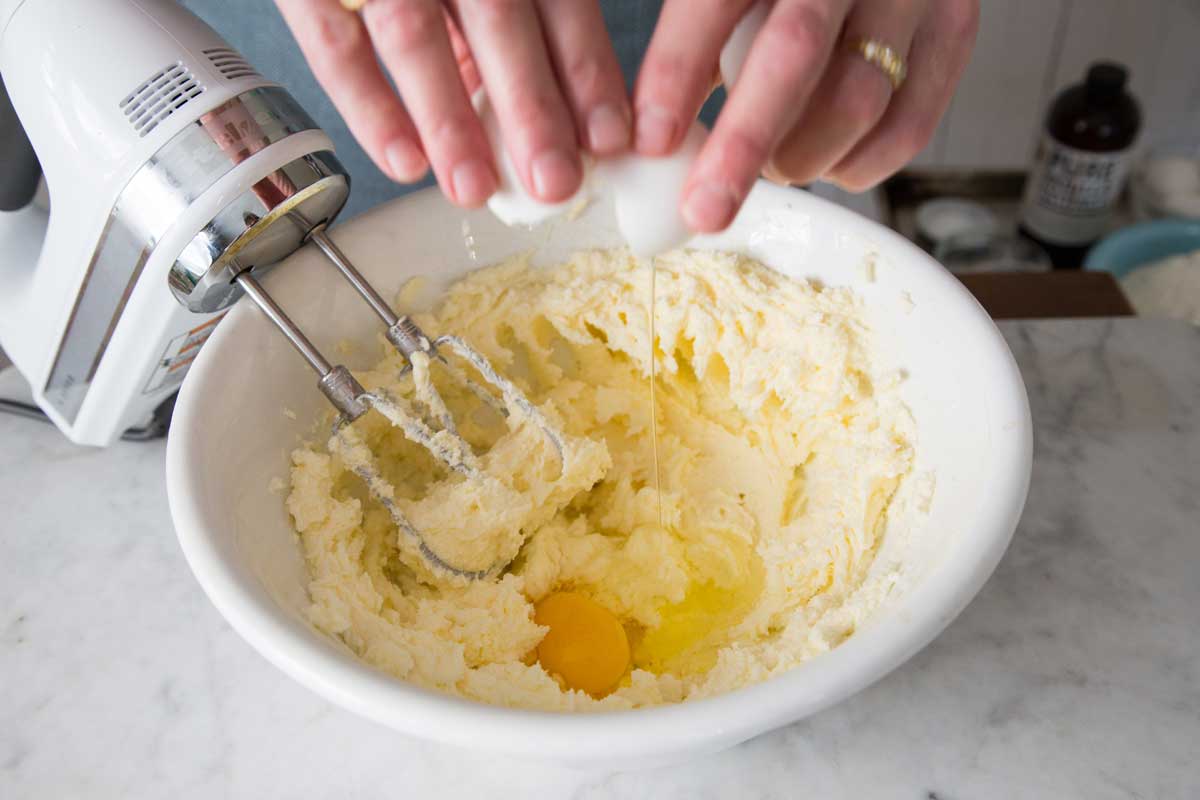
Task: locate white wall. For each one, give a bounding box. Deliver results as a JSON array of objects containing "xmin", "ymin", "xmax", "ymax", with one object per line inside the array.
[{"xmin": 915, "ymin": 0, "xmax": 1200, "ymax": 169}]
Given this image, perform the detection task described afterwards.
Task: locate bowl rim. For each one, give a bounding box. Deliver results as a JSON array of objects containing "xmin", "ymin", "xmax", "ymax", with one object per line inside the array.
[{"xmin": 167, "ymin": 182, "xmax": 1032, "ymax": 762}]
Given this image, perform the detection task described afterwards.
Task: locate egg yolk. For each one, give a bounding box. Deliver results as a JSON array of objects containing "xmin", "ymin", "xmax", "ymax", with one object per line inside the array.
[{"xmin": 534, "ymin": 591, "xmax": 630, "ymax": 697}]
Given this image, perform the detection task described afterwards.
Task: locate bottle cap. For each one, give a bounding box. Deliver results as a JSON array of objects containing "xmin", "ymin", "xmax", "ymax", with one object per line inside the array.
[{"xmin": 1086, "ymin": 62, "xmax": 1129, "ymax": 102}]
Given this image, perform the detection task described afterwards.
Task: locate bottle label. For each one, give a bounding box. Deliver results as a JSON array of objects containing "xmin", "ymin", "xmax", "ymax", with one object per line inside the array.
[{"xmin": 1020, "ymin": 135, "xmax": 1133, "ymax": 245}]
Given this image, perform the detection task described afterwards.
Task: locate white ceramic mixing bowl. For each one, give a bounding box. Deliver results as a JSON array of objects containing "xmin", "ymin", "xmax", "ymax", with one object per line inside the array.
[{"xmin": 167, "ymin": 183, "xmax": 1031, "ymax": 768}]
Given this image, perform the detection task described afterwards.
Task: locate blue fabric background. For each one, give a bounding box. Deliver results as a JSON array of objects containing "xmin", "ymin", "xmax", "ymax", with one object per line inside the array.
[{"xmin": 180, "ymin": 0, "xmax": 726, "ymax": 219}]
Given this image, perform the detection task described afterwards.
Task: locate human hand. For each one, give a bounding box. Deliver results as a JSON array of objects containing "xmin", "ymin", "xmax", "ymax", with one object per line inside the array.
[
  {"xmin": 274, "ymin": 0, "xmax": 631, "ymax": 208},
  {"xmin": 635, "ymin": 0, "xmax": 979, "ymax": 232}
]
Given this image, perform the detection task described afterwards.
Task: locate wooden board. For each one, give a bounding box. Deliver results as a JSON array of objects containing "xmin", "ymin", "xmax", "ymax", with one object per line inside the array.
[{"xmin": 957, "ymin": 270, "xmax": 1135, "ymax": 320}]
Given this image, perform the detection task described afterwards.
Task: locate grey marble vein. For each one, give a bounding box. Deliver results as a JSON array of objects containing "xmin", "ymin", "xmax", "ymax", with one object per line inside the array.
[{"xmin": 1, "ymin": 318, "xmax": 1197, "ymax": 799}]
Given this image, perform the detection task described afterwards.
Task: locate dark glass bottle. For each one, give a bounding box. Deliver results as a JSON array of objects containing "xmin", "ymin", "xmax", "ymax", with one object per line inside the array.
[{"xmin": 1019, "ymin": 62, "xmax": 1141, "ymax": 269}]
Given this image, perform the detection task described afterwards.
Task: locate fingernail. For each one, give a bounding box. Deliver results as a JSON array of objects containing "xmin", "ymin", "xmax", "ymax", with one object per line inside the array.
[
  {"xmin": 587, "ymin": 104, "xmax": 630, "ymax": 154},
  {"xmin": 682, "ymin": 181, "xmax": 737, "ymax": 232},
  {"xmin": 451, "ymin": 159, "xmax": 497, "ymax": 207},
  {"xmin": 530, "ymin": 148, "xmax": 581, "ymax": 201},
  {"xmin": 635, "ymin": 105, "xmax": 678, "ymax": 154},
  {"xmin": 385, "ymin": 139, "xmax": 427, "ymax": 182}
]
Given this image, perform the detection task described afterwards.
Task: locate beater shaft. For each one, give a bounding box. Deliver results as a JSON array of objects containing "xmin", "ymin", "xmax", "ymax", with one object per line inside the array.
[
  {"xmin": 235, "ymin": 272, "xmax": 330, "ymax": 373},
  {"xmin": 235, "ymin": 272, "xmax": 368, "ymax": 421},
  {"xmin": 309, "ymin": 227, "xmax": 430, "ymax": 360},
  {"xmin": 309, "ymin": 228, "xmax": 398, "ymax": 328},
  {"xmin": 309, "ymin": 227, "xmax": 502, "ymax": 422}
]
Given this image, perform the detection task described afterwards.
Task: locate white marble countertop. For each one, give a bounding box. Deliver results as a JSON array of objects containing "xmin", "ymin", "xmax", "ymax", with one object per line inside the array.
[{"xmin": 2, "ymin": 318, "xmax": 1198, "ymax": 799}]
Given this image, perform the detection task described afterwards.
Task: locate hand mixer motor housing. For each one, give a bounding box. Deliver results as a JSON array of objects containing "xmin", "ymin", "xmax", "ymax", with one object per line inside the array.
[{"xmin": 0, "ymin": 0, "xmax": 350, "ymax": 445}]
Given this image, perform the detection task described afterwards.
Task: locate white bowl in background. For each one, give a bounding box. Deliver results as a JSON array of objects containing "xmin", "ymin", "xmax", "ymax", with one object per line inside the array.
[{"xmin": 167, "ymin": 183, "xmax": 1032, "ymax": 768}]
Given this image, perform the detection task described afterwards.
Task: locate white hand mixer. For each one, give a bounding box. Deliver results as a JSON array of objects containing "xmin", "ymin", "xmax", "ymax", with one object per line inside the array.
[{"xmin": 0, "ymin": 0, "xmax": 765, "ymax": 578}]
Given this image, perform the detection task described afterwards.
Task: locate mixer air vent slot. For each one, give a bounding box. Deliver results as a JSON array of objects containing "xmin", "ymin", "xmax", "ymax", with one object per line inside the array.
[
  {"xmin": 119, "ymin": 62, "xmax": 204, "ymax": 138},
  {"xmin": 203, "ymin": 47, "xmax": 262, "ymax": 81}
]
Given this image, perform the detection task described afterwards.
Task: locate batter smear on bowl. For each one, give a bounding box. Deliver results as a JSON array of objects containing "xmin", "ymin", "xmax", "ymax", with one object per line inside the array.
[{"xmin": 285, "ymin": 249, "xmax": 917, "ymax": 710}]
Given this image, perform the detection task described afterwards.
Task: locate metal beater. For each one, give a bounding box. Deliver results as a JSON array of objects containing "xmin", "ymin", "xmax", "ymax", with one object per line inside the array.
[{"xmin": 235, "ymin": 222, "xmax": 567, "ymax": 581}]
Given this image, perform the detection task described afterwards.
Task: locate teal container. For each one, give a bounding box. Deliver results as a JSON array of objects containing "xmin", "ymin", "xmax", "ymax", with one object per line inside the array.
[{"xmin": 1084, "ymin": 219, "xmax": 1200, "ymax": 278}]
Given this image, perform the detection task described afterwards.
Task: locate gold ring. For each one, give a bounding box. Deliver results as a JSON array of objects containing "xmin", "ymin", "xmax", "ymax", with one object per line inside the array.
[{"xmin": 848, "ymin": 37, "xmax": 908, "ymax": 91}]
